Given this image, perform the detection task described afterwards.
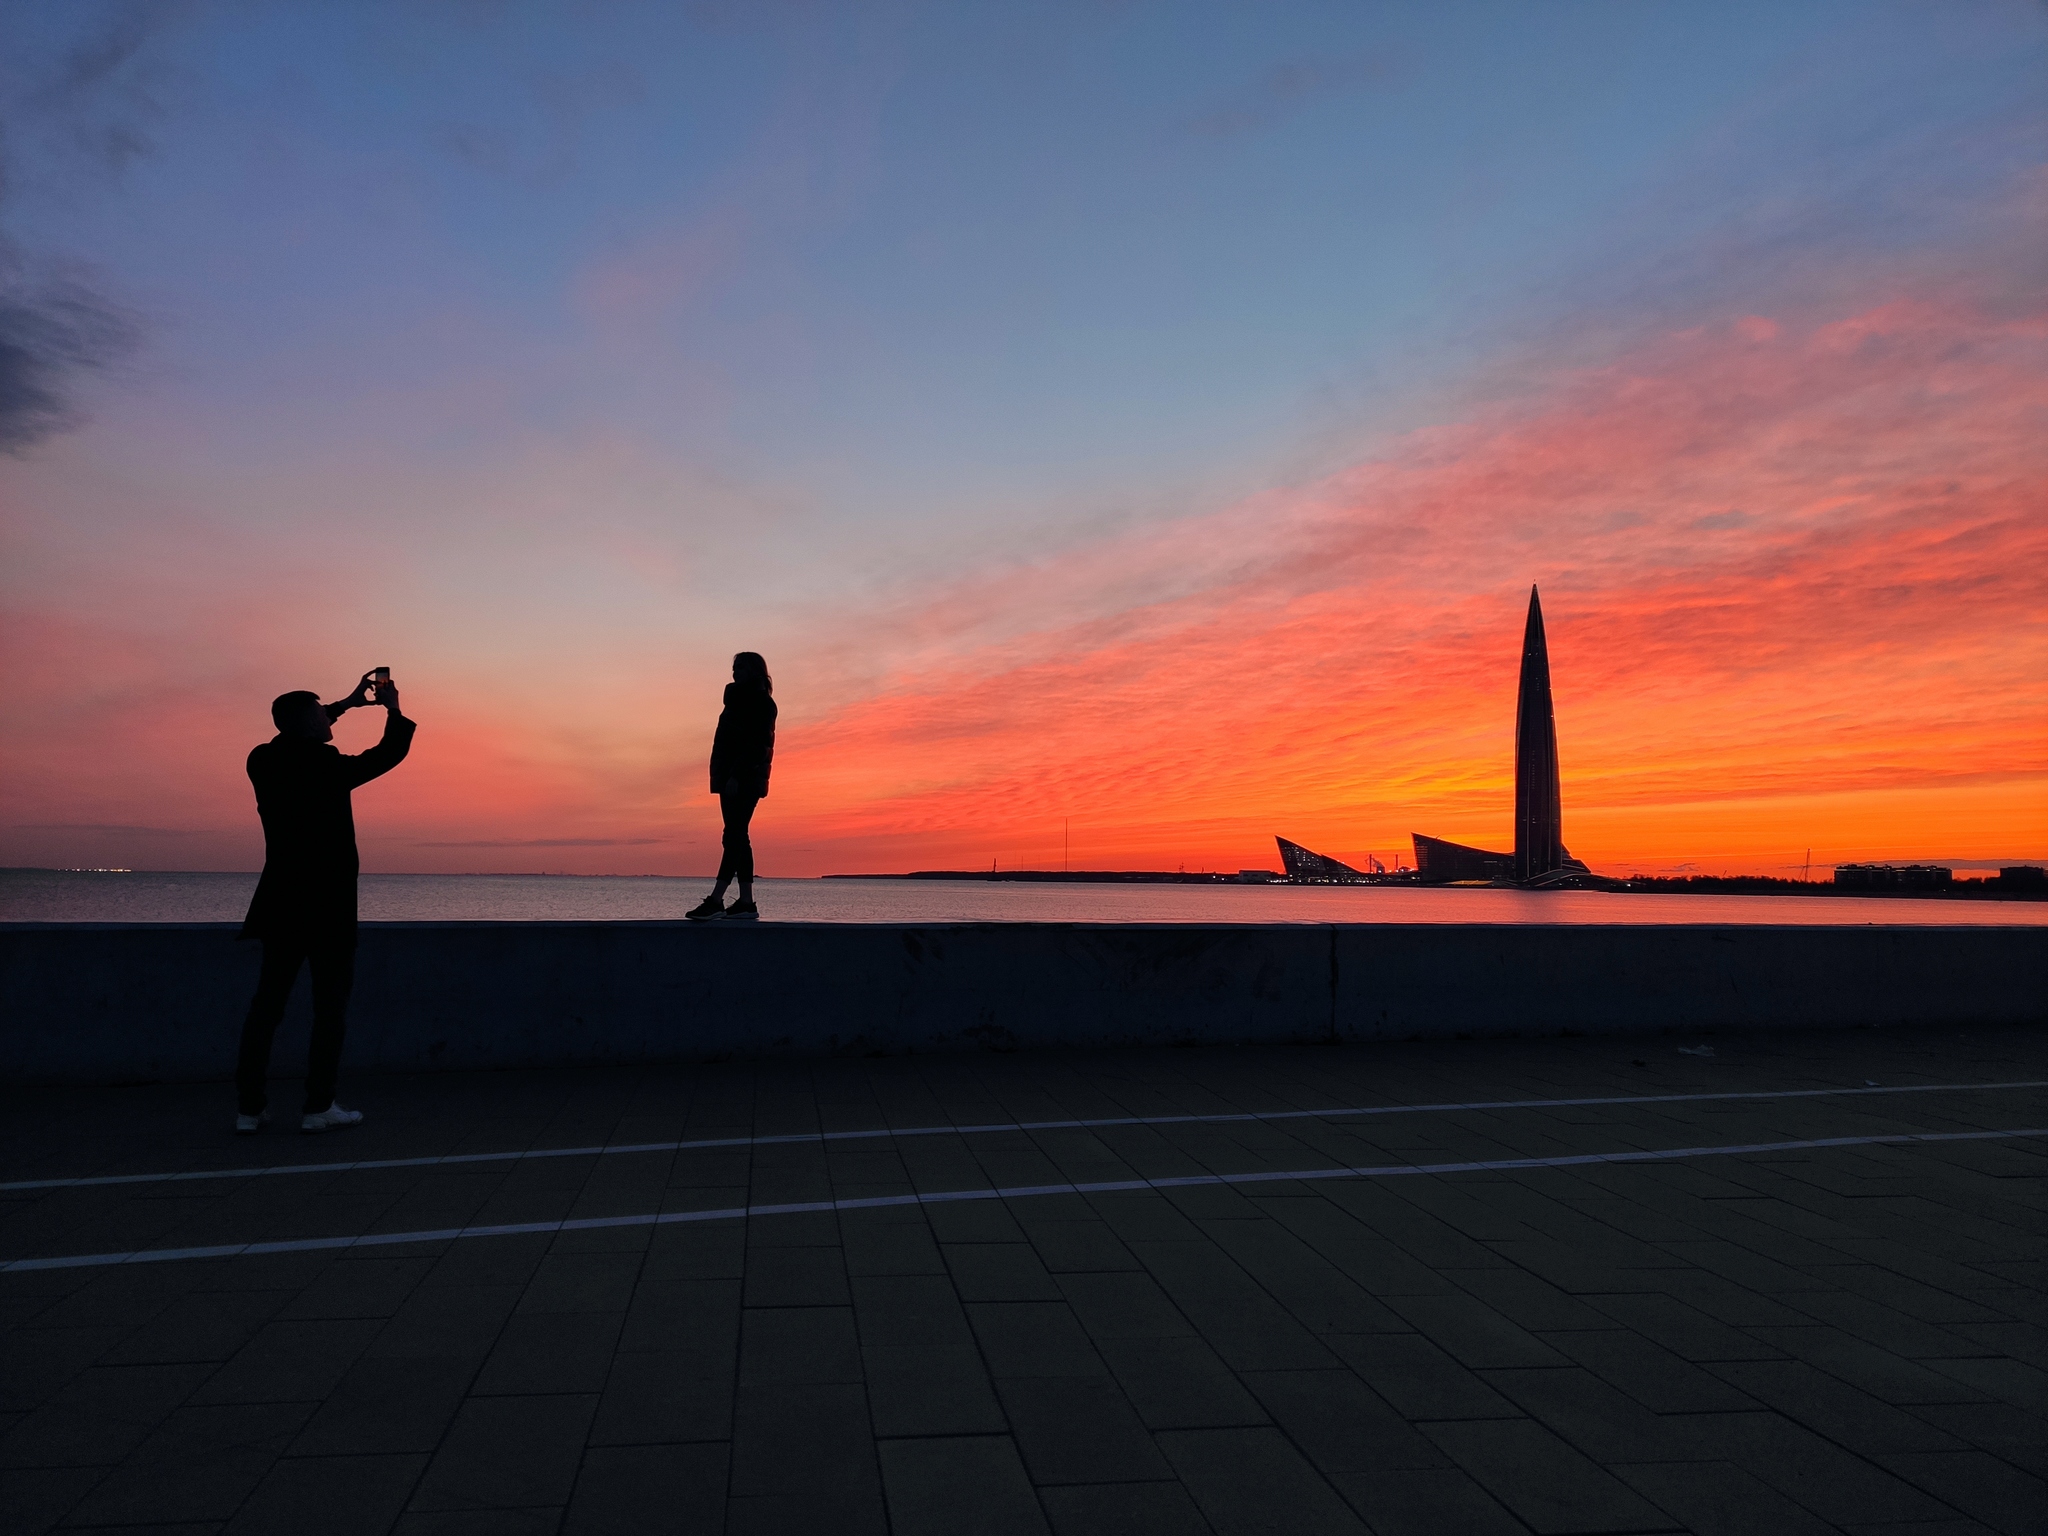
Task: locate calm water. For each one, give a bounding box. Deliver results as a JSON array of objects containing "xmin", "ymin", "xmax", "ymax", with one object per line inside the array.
[{"xmin": 3, "ymin": 869, "xmax": 2040, "ymax": 925}]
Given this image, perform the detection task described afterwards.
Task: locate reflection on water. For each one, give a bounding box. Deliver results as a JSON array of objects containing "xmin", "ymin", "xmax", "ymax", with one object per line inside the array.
[{"xmin": 2, "ymin": 868, "xmax": 2041, "ymax": 925}]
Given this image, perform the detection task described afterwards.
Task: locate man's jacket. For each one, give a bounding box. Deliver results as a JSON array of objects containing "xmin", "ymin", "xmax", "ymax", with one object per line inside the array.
[{"xmin": 240, "ymin": 712, "xmax": 416, "ymax": 942}]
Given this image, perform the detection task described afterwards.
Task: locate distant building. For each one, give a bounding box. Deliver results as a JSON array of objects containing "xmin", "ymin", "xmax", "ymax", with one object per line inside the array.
[
  {"xmin": 1236, "ymin": 869, "xmax": 1282, "ymax": 883},
  {"xmin": 1410, "ymin": 587, "xmax": 1591, "ymax": 887},
  {"xmin": 1995, "ymin": 865, "xmax": 2046, "ymax": 890},
  {"xmin": 1410, "ymin": 833, "xmax": 1513, "ymax": 884},
  {"xmin": 1834, "ymin": 863, "xmax": 1953, "ymax": 892},
  {"xmin": 1275, "ymin": 838, "xmax": 1371, "ymax": 883}
]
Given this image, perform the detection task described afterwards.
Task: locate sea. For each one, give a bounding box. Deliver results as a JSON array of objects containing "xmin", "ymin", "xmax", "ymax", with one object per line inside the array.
[{"xmin": 3, "ymin": 868, "xmax": 2041, "ymax": 925}]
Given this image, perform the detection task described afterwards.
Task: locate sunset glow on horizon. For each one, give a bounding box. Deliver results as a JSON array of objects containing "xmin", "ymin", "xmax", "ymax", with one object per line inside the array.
[{"xmin": 2, "ymin": 3, "xmax": 2043, "ymax": 880}]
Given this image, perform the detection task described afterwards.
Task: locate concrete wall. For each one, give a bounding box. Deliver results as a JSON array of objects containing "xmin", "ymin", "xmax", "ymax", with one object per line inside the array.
[{"xmin": 2, "ymin": 920, "xmax": 2041, "ymax": 1084}]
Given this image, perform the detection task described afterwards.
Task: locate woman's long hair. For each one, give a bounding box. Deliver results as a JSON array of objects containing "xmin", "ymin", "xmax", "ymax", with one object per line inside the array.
[{"xmin": 733, "ymin": 652, "xmax": 772, "ymax": 695}]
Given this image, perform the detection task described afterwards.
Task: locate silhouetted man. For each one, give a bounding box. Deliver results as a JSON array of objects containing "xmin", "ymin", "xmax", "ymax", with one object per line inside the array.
[{"xmin": 234, "ymin": 672, "xmax": 415, "ymax": 1134}]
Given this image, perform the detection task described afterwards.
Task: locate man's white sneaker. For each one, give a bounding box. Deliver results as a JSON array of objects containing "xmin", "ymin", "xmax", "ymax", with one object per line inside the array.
[
  {"xmin": 235, "ymin": 1110, "xmax": 270, "ymax": 1135},
  {"xmin": 302, "ymin": 1103, "xmax": 364, "ymax": 1134}
]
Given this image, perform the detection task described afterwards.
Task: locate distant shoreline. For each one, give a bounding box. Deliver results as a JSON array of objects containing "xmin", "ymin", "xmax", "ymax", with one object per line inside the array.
[
  {"xmin": 824, "ymin": 870, "xmax": 2048, "ymax": 901},
  {"xmin": 6, "ymin": 868, "xmax": 2042, "ymax": 903}
]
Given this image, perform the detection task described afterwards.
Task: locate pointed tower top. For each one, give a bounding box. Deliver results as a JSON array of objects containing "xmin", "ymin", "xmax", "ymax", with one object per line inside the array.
[{"xmin": 1514, "ymin": 581, "xmax": 1561, "ymax": 881}]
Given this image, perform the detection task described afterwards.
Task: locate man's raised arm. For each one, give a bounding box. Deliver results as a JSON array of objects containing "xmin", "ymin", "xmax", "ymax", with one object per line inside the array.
[{"xmin": 342, "ymin": 679, "xmax": 416, "ymax": 788}]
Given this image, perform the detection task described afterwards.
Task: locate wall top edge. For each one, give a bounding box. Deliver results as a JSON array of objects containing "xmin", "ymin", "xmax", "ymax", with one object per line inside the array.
[{"xmin": 2, "ymin": 921, "xmax": 2044, "ymax": 935}]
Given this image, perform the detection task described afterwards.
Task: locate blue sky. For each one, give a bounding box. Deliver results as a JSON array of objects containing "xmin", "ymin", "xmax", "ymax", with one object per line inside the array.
[{"xmin": 11, "ymin": 2, "xmax": 2032, "ymax": 529}]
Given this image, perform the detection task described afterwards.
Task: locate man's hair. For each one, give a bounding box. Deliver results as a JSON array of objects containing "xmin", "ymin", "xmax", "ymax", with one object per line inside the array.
[{"xmin": 271, "ymin": 690, "xmax": 321, "ymax": 730}]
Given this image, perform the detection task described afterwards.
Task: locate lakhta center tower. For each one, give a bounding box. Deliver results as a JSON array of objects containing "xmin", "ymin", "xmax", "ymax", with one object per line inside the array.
[
  {"xmin": 1404, "ymin": 584, "xmax": 1591, "ymax": 886},
  {"xmin": 1513, "ymin": 586, "xmax": 1565, "ymax": 883}
]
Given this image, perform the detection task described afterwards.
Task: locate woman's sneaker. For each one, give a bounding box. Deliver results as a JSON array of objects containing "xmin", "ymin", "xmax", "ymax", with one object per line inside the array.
[
  {"xmin": 723, "ymin": 899, "xmax": 759, "ymax": 920},
  {"xmin": 302, "ymin": 1103, "xmax": 364, "ymax": 1134},
  {"xmin": 234, "ymin": 1110, "xmax": 270, "ymax": 1135},
  {"xmin": 686, "ymin": 895, "xmax": 726, "ymax": 921}
]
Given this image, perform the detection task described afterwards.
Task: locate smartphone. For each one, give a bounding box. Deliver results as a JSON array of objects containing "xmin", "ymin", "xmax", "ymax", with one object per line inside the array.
[{"xmin": 371, "ymin": 667, "xmax": 391, "ymax": 693}]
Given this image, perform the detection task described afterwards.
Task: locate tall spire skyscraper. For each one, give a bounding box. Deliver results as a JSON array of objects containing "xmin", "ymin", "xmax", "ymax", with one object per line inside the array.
[
  {"xmin": 1402, "ymin": 583, "xmax": 1591, "ymax": 885},
  {"xmin": 1512, "ymin": 585, "xmax": 1564, "ymax": 883}
]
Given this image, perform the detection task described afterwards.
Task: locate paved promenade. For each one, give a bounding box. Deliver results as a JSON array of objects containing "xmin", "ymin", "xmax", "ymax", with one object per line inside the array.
[{"xmin": 3, "ymin": 1024, "xmax": 2042, "ymax": 1535}]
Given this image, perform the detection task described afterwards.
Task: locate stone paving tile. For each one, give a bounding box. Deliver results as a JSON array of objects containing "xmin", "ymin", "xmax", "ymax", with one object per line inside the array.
[
  {"xmin": 1098, "ymin": 1335, "xmax": 1270, "ymax": 1430},
  {"xmin": 363, "ymin": 1285, "xmax": 524, "ymax": 1358},
  {"xmin": 1058, "ymin": 1269, "xmax": 1197, "ymax": 1341},
  {"xmin": 2, "ymin": 1024, "xmax": 2043, "ymax": 1533},
  {"xmin": 1325, "ymin": 1330, "xmax": 1520, "ymax": 1419},
  {"xmin": 841, "ymin": 1215, "xmax": 946, "ymax": 1276},
  {"xmin": 1037, "ymin": 1479, "xmax": 1213, "ymax": 1536},
  {"xmin": 277, "ymin": 1255, "xmax": 437, "ymax": 1321},
  {"xmin": 1921, "ymin": 1353, "xmax": 2048, "ymax": 1412},
  {"xmin": 617, "ymin": 1277, "xmax": 740, "ymax": 1354},
  {"xmin": 1480, "ymin": 1363, "xmax": 1717, "ymax": 1464},
  {"xmin": 223, "ymin": 1452, "xmax": 427, "ymax": 1535},
  {"xmin": 1588, "ymin": 1290, "xmax": 1789, "ymax": 1362},
  {"xmin": 66, "ymin": 1401, "xmax": 318, "ymax": 1527},
  {"xmin": 1199, "ymin": 1219, "xmax": 1410, "ymax": 1334},
  {"xmin": 1534, "ymin": 1325, "xmax": 1757, "ymax": 1412},
  {"xmin": 406, "ymin": 1393, "xmax": 598, "ymax": 1513},
  {"xmin": 970, "ymin": 1300, "xmax": 1110, "ymax": 1378},
  {"xmin": 588, "ymin": 1350, "xmax": 735, "ymax": 1444},
  {"xmin": 97, "ymin": 1287, "xmax": 296, "ymax": 1367},
  {"xmin": 1886, "ymin": 1451, "xmax": 2048, "ymax": 1536},
  {"xmin": 1156, "ymin": 1426, "xmax": 1367, "ymax": 1535},
  {"xmin": 1, "ymin": 1362, "xmax": 216, "ymax": 1470},
  {"xmin": 945, "ymin": 1240, "xmax": 1064, "ymax": 1302},
  {"xmin": 997, "ymin": 1373, "xmax": 1173, "ymax": 1484},
  {"xmin": 866, "ymin": 1340, "xmax": 1008, "ymax": 1437},
  {"xmin": 1706, "ymin": 1356, "xmax": 1973, "ymax": 1454},
  {"xmin": 727, "ymin": 1380, "xmax": 882, "ymax": 1509},
  {"xmin": 1239, "ymin": 1367, "xmax": 1447, "ymax": 1473},
  {"xmin": 1131, "ymin": 1239, "xmax": 1339, "ymax": 1372},
  {"xmin": 1906, "ymin": 1400, "xmax": 2048, "ymax": 1480},
  {"xmin": 190, "ymin": 1317, "xmax": 384, "ymax": 1405},
  {"xmin": 1615, "ymin": 1459, "xmax": 1838, "ymax": 1536},
  {"xmin": 562, "ymin": 1442, "xmax": 728, "ymax": 1535},
  {"xmin": 1674, "ymin": 1409, "xmax": 1962, "ymax": 1526},
  {"xmin": 737, "ymin": 1305, "xmax": 862, "ymax": 1384},
  {"xmin": 288, "ymin": 1355, "xmax": 479, "ymax": 1457},
  {"xmin": 1421, "ymin": 1416, "xmax": 1677, "ymax": 1534},
  {"xmin": 878, "ymin": 1435, "xmax": 1051, "ymax": 1536},
  {"xmin": 1385, "ymin": 1290, "xmax": 1571, "ymax": 1369},
  {"xmin": 470, "ymin": 1310, "xmax": 624, "ymax": 1395},
  {"xmin": 392, "ymin": 1507, "xmax": 563, "ymax": 1534},
  {"xmin": 1326, "ymin": 1467, "xmax": 1524, "ymax": 1536},
  {"xmin": 2, "ymin": 1465, "xmax": 109, "ymax": 1534}
]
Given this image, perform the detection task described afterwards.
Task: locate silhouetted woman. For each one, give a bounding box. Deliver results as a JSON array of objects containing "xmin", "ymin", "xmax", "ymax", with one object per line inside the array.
[{"xmin": 688, "ymin": 652, "xmax": 777, "ymax": 920}]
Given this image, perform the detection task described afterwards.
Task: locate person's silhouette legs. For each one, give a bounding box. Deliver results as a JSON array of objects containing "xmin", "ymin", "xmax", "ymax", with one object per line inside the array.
[
  {"xmin": 709, "ymin": 788, "xmax": 760, "ymax": 916},
  {"xmin": 301, "ymin": 934, "xmax": 356, "ymax": 1114},
  {"xmin": 235, "ymin": 933, "xmax": 357, "ymax": 1119}
]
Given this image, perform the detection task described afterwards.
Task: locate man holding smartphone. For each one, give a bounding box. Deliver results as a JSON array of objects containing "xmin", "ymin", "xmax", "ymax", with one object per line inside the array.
[{"xmin": 234, "ymin": 670, "xmax": 416, "ymax": 1134}]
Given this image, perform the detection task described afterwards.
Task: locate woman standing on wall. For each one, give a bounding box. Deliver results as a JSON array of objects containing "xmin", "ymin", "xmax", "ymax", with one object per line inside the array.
[{"xmin": 688, "ymin": 652, "xmax": 777, "ymax": 921}]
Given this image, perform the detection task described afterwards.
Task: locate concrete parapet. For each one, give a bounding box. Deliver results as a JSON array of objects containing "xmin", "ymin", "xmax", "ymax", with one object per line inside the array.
[{"xmin": 1, "ymin": 920, "xmax": 2041, "ymax": 1083}]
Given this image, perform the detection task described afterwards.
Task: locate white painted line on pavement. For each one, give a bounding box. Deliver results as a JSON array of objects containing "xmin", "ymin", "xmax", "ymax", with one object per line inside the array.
[
  {"xmin": 8, "ymin": 1073, "xmax": 2039, "ymax": 1196},
  {"xmin": 4, "ymin": 1078, "xmax": 2040, "ymax": 1194},
  {"xmin": 4, "ymin": 1125, "xmax": 2040, "ymax": 1273}
]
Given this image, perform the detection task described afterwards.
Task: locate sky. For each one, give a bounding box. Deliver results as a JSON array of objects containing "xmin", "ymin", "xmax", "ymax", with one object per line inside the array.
[{"xmin": 1, "ymin": 0, "xmax": 2043, "ymax": 879}]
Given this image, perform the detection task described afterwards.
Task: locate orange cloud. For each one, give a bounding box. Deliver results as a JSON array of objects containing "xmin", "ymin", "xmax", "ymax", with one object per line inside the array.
[{"xmin": 762, "ymin": 291, "xmax": 2048, "ymax": 874}]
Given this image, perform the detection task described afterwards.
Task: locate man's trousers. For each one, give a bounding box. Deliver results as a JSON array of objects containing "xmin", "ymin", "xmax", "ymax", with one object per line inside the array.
[{"xmin": 235, "ymin": 931, "xmax": 356, "ymax": 1115}]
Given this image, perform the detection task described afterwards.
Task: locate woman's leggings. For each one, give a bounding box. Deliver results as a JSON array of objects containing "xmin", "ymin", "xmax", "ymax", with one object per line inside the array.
[{"xmin": 717, "ymin": 788, "xmax": 760, "ymax": 885}]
